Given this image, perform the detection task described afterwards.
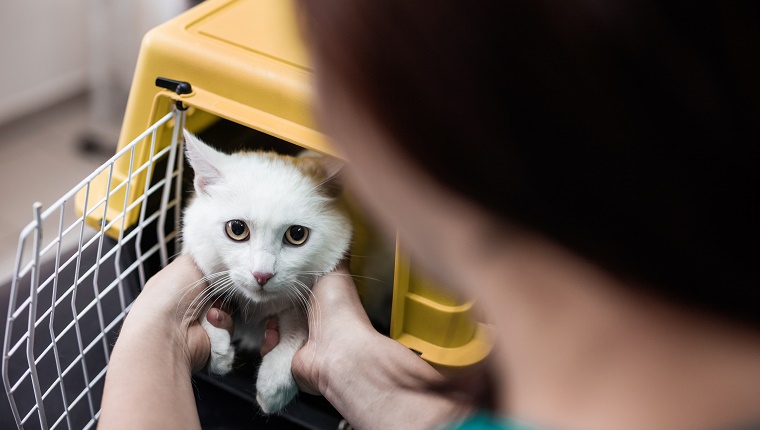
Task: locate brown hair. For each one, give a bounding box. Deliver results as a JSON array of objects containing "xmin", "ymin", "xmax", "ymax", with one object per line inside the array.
[{"xmin": 298, "ymin": 0, "xmax": 760, "ymax": 327}]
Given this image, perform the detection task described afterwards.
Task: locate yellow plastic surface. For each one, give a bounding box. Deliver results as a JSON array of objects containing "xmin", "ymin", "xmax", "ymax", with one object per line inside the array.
[
  {"xmin": 392, "ymin": 244, "xmax": 492, "ymax": 369},
  {"xmin": 75, "ymin": 0, "xmax": 491, "ymax": 369}
]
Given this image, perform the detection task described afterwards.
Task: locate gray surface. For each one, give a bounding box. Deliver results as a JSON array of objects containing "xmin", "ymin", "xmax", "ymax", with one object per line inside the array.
[{"xmin": 0, "ymin": 95, "xmax": 110, "ymax": 286}]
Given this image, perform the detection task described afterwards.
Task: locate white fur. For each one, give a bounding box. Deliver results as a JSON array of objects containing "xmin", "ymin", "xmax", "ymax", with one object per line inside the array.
[
  {"xmin": 200, "ymin": 317, "xmax": 236, "ymax": 375},
  {"xmin": 181, "ymin": 131, "xmax": 352, "ymax": 413}
]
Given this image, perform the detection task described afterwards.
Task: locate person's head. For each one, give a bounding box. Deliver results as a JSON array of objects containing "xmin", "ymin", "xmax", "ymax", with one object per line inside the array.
[{"xmin": 297, "ymin": 1, "xmax": 759, "ymax": 326}]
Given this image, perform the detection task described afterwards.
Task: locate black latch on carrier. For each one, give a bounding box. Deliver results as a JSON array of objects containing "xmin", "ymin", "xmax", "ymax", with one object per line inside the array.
[{"xmin": 155, "ymin": 77, "xmax": 193, "ymax": 110}]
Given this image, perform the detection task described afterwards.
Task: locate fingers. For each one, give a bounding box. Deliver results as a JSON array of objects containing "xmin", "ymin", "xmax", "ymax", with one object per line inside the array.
[
  {"xmin": 260, "ymin": 318, "xmax": 280, "ymax": 356},
  {"xmin": 145, "ymin": 255, "xmax": 206, "ymax": 294},
  {"xmin": 309, "ymin": 265, "xmax": 372, "ymax": 331},
  {"xmin": 289, "ymin": 266, "xmax": 373, "ymax": 395},
  {"xmin": 141, "ymin": 256, "xmax": 207, "ymax": 313},
  {"xmin": 311, "ymin": 265, "xmax": 358, "ymax": 304},
  {"xmin": 134, "ymin": 256, "xmax": 209, "ymax": 322},
  {"xmin": 206, "ymin": 308, "xmax": 234, "ymax": 335},
  {"xmin": 292, "ymin": 347, "xmax": 321, "ymax": 395}
]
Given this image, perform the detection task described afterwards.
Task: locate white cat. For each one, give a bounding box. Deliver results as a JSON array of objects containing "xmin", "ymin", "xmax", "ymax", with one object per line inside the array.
[{"xmin": 180, "ymin": 130, "xmax": 352, "ymax": 413}]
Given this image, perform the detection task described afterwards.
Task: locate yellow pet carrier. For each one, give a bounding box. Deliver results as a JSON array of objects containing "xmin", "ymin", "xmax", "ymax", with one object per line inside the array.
[{"xmin": 1, "ymin": 0, "xmax": 491, "ymax": 428}]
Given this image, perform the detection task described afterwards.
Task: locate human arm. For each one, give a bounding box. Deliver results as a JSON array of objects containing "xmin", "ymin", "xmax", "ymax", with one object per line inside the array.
[
  {"xmin": 287, "ymin": 264, "xmax": 474, "ymax": 429},
  {"xmin": 98, "ymin": 256, "xmax": 232, "ymax": 430}
]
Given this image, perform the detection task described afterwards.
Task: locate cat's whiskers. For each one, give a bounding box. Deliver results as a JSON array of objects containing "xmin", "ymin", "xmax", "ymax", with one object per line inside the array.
[
  {"xmin": 286, "ymin": 284, "xmax": 310, "ymax": 317},
  {"xmin": 180, "ymin": 283, "xmax": 216, "ymax": 322},
  {"xmin": 282, "ymin": 283, "xmax": 321, "ymax": 358},
  {"xmin": 282, "ymin": 289, "xmax": 302, "ymax": 323},
  {"xmin": 220, "ymin": 285, "xmax": 239, "ymax": 313},
  {"xmin": 186, "ymin": 280, "xmax": 235, "ymax": 324},
  {"xmin": 173, "ymin": 270, "xmax": 231, "ymax": 309},
  {"xmin": 175, "ymin": 275, "xmax": 228, "ymax": 323},
  {"xmin": 290, "ymin": 278, "xmax": 321, "ymax": 343},
  {"xmin": 299, "ymin": 269, "xmax": 384, "ymax": 284},
  {"xmin": 299, "ymin": 269, "xmax": 386, "ymax": 294},
  {"xmin": 180, "ymin": 275, "xmax": 235, "ymax": 327},
  {"xmin": 284, "ymin": 278, "xmax": 312, "ymax": 315},
  {"xmin": 236, "ymin": 295, "xmax": 265, "ymax": 324},
  {"xmin": 288, "ymin": 280, "xmax": 322, "ymax": 373},
  {"xmin": 280, "ymin": 282, "xmax": 310, "ymax": 327},
  {"xmin": 206, "ymin": 281, "xmax": 245, "ymax": 322},
  {"xmin": 182, "ymin": 285, "xmax": 225, "ymax": 327},
  {"xmin": 177, "ymin": 272, "xmax": 231, "ymax": 319},
  {"xmin": 241, "ymin": 299, "xmax": 251, "ymax": 323}
]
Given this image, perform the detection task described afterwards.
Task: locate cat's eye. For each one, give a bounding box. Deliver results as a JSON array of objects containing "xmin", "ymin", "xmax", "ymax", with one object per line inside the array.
[
  {"xmin": 284, "ymin": 225, "xmax": 309, "ymax": 246},
  {"xmin": 225, "ymin": 220, "xmax": 250, "ymax": 241}
]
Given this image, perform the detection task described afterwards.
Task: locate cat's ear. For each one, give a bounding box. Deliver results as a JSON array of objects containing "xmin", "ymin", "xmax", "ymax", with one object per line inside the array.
[
  {"xmin": 183, "ymin": 130, "xmax": 225, "ymax": 194},
  {"xmin": 317, "ymin": 156, "xmax": 345, "ymax": 198},
  {"xmin": 297, "ymin": 154, "xmax": 345, "ymax": 198}
]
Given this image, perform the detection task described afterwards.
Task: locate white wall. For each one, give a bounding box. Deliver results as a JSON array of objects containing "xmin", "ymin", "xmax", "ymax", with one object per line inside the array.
[
  {"xmin": 87, "ymin": 0, "xmax": 189, "ymax": 140},
  {"xmin": 0, "ymin": 0, "xmax": 89, "ymax": 126}
]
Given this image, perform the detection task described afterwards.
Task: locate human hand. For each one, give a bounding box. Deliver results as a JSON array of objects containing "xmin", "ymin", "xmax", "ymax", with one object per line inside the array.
[
  {"xmin": 258, "ymin": 261, "xmax": 377, "ymax": 394},
  {"xmin": 100, "ymin": 256, "xmax": 234, "ymax": 429},
  {"xmin": 260, "ymin": 262, "xmax": 471, "ymax": 429},
  {"xmin": 129, "ymin": 255, "xmax": 234, "ymax": 373},
  {"xmin": 292, "ymin": 262, "xmax": 380, "ymax": 395}
]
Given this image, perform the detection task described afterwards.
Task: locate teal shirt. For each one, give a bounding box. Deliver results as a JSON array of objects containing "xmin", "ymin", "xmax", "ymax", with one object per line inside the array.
[
  {"xmin": 444, "ymin": 413, "xmax": 760, "ymax": 430},
  {"xmin": 443, "ymin": 413, "xmax": 538, "ymax": 430}
]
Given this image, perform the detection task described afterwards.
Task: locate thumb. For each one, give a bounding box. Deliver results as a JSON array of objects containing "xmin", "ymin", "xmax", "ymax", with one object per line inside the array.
[
  {"xmin": 309, "ymin": 264, "xmax": 371, "ymax": 332},
  {"xmin": 260, "ymin": 318, "xmax": 280, "ymax": 357}
]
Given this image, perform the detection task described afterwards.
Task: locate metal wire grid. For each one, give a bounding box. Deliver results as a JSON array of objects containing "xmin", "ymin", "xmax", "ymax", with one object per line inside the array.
[{"xmin": 2, "ymin": 109, "xmax": 187, "ymax": 430}]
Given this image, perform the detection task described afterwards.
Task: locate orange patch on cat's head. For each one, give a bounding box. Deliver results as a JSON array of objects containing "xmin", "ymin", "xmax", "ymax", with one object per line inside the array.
[{"xmin": 292, "ymin": 154, "xmax": 345, "ymax": 198}]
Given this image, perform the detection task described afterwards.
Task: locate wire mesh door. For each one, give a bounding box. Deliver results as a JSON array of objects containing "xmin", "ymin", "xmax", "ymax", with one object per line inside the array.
[{"xmin": 2, "ymin": 108, "xmax": 187, "ymax": 430}]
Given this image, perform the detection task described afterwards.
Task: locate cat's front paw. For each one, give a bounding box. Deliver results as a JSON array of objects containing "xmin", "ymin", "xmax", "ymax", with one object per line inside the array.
[
  {"xmin": 200, "ymin": 317, "xmax": 235, "ymax": 375},
  {"xmin": 255, "ymin": 360, "xmax": 298, "ymax": 413}
]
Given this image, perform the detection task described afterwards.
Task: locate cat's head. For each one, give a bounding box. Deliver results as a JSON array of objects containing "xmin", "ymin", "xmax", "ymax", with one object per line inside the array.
[{"xmin": 181, "ymin": 130, "xmax": 352, "ymax": 304}]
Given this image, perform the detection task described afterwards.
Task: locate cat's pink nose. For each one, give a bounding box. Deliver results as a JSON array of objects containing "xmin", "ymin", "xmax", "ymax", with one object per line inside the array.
[{"xmin": 253, "ymin": 271, "xmax": 274, "ymax": 286}]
